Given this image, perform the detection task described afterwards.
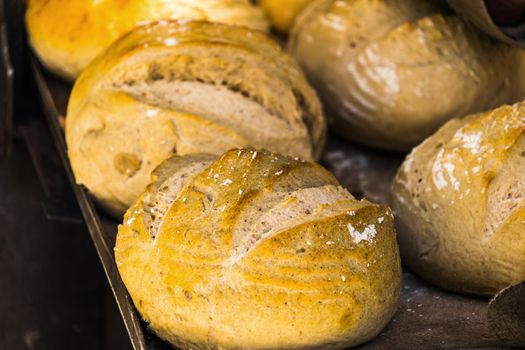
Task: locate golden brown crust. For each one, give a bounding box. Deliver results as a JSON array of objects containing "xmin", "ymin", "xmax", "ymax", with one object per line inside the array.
[
  {"xmin": 259, "ymin": 0, "xmax": 314, "ymax": 33},
  {"xmin": 392, "ymin": 102, "xmax": 525, "ymax": 296},
  {"xmin": 65, "ymin": 20, "xmax": 325, "ymax": 217},
  {"xmin": 26, "ymin": 0, "xmax": 269, "ymax": 81},
  {"xmin": 116, "ymin": 148, "xmax": 401, "ymax": 349}
]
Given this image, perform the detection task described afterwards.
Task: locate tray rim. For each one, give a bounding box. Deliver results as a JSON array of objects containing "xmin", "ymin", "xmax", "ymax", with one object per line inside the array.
[
  {"xmin": 0, "ymin": 0, "xmax": 14, "ymax": 156},
  {"xmin": 30, "ymin": 57, "xmax": 148, "ymax": 350}
]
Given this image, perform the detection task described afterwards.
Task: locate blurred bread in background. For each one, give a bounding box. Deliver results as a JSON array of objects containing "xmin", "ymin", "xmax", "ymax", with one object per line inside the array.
[
  {"xmin": 26, "ymin": 0, "xmax": 269, "ymax": 81},
  {"xmin": 288, "ymin": 0, "xmax": 525, "ymax": 151},
  {"xmin": 259, "ymin": 0, "xmax": 313, "ymax": 33}
]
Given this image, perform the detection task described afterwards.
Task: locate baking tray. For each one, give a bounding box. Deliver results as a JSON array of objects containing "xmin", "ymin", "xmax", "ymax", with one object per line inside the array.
[
  {"xmin": 31, "ymin": 59, "xmax": 513, "ymax": 350},
  {"xmin": 0, "ymin": 0, "xmax": 14, "ymax": 156}
]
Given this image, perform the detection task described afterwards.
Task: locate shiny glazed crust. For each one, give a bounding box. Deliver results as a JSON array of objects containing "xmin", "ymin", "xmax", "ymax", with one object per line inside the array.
[
  {"xmin": 392, "ymin": 102, "xmax": 525, "ymax": 295},
  {"xmin": 288, "ymin": 0, "xmax": 525, "ymax": 150},
  {"xmin": 26, "ymin": 0, "xmax": 269, "ymax": 81},
  {"xmin": 115, "ymin": 148, "xmax": 401, "ymax": 350}
]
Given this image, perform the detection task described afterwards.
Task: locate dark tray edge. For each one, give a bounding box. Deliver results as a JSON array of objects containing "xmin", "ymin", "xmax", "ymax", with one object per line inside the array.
[{"xmin": 30, "ymin": 57, "xmax": 147, "ymax": 350}]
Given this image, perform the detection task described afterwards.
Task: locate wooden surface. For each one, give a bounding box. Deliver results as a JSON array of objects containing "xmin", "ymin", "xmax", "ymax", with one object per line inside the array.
[{"xmin": 34, "ymin": 69, "xmax": 512, "ymax": 350}]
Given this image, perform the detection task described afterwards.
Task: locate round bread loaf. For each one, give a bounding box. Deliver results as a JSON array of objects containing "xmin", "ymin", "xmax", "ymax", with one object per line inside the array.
[
  {"xmin": 25, "ymin": 0, "xmax": 269, "ymax": 81},
  {"xmin": 258, "ymin": 0, "xmax": 313, "ymax": 33},
  {"xmin": 288, "ymin": 0, "xmax": 525, "ymax": 150},
  {"xmin": 115, "ymin": 148, "xmax": 401, "ymax": 349},
  {"xmin": 392, "ymin": 101, "xmax": 525, "ymax": 296},
  {"xmin": 65, "ymin": 20, "xmax": 325, "ymax": 217}
]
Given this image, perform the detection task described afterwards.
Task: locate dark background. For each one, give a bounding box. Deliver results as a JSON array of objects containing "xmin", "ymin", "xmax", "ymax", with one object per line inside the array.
[
  {"xmin": 0, "ymin": 0, "xmax": 131, "ymax": 348},
  {"xmin": 0, "ymin": 140, "xmax": 131, "ymax": 350}
]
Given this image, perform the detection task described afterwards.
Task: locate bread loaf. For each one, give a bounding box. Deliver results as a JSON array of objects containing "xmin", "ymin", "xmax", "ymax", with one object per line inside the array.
[
  {"xmin": 392, "ymin": 101, "xmax": 525, "ymax": 296},
  {"xmin": 259, "ymin": 0, "xmax": 313, "ymax": 33},
  {"xmin": 115, "ymin": 148, "xmax": 401, "ymax": 349},
  {"xmin": 288, "ymin": 0, "xmax": 525, "ymax": 150},
  {"xmin": 26, "ymin": 0, "xmax": 269, "ymax": 81},
  {"xmin": 65, "ymin": 20, "xmax": 325, "ymax": 217}
]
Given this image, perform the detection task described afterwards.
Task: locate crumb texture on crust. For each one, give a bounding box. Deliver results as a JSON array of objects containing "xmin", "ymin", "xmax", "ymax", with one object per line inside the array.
[
  {"xmin": 26, "ymin": 0, "xmax": 269, "ymax": 80},
  {"xmin": 65, "ymin": 20, "xmax": 325, "ymax": 217},
  {"xmin": 392, "ymin": 101, "xmax": 525, "ymax": 296},
  {"xmin": 288, "ymin": 0, "xmax": 525, "ymax": 150},
  {"xmin": 116, "ymin": 148, "xmax": 401, "ymax": 350}
]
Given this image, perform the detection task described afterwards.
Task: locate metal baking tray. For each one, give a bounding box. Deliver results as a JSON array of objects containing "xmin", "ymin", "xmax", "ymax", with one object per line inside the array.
[
  {"xmin": 31, "ymin": 58, "xmax": 514, "ymax": 349},
  {"xmin": 0, "ymin": 0, "xmax": 14, "ymax": 156}
]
